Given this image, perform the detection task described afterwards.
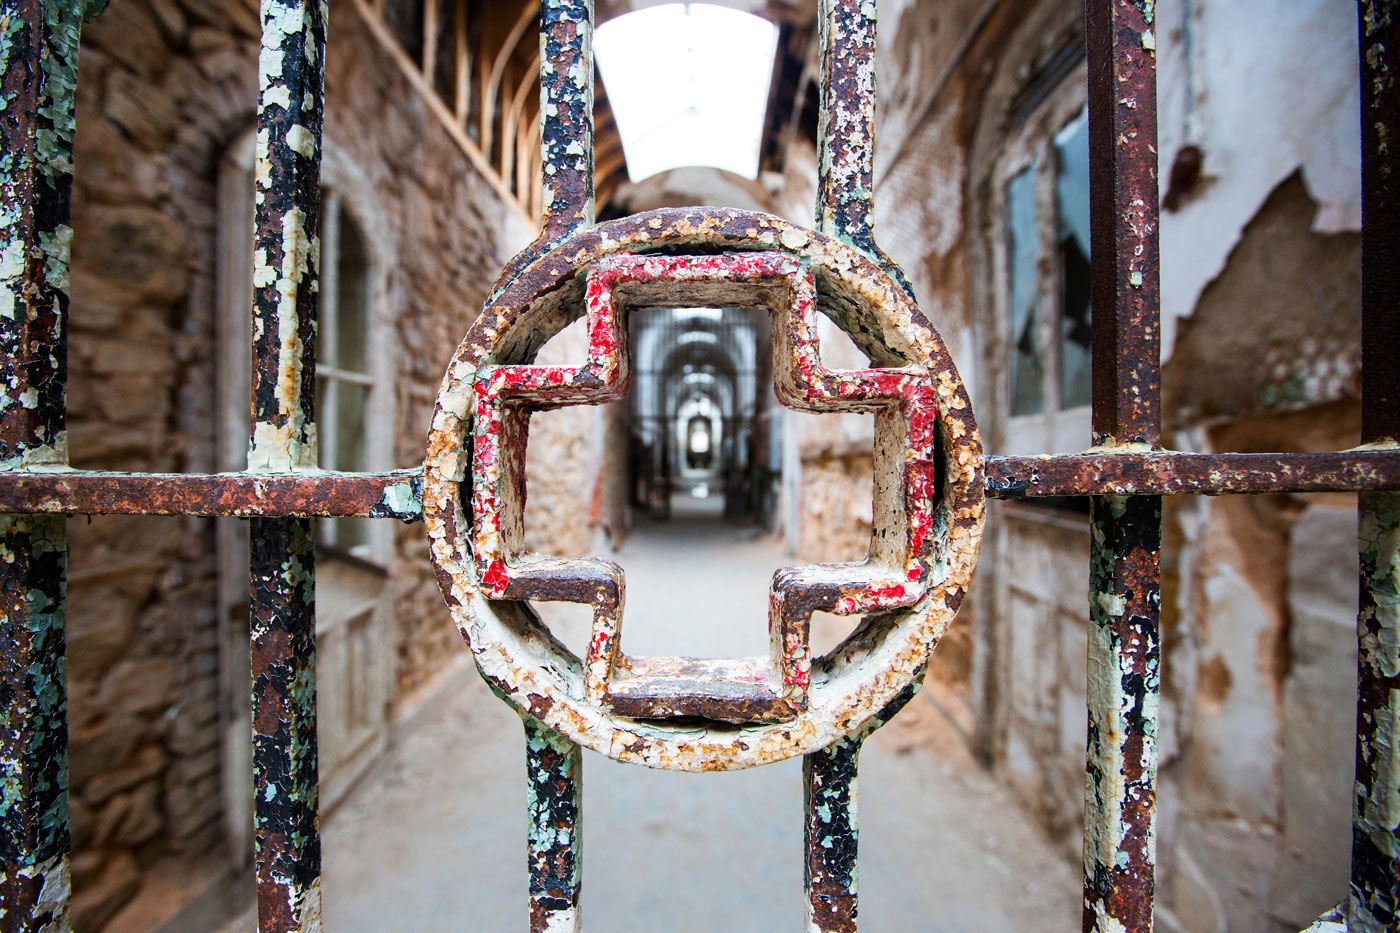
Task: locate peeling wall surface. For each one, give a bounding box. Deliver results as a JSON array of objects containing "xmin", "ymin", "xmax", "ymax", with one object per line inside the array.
[{"xmin": 1154, "ymin": 0, "xmax": 1361, "ymax": 354}]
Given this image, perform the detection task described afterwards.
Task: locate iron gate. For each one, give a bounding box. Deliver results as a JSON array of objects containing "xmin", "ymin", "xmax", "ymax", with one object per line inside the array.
[{"xmin": 1, "ymin": 1, "xmax": 1398, "ymax": 931}]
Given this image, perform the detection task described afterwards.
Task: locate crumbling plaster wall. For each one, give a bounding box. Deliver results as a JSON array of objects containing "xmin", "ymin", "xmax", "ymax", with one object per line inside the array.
[
  {"xmin": 1155, "ymin": 0, "xmax": 1361, "ymax": 355},
  {"xmin": 860, "ymin": 0, "xmax": 1366, "ymax": 929},
  {"xmin": 64, "ymin": 0, "xmax": 524, "ymax": 926}
]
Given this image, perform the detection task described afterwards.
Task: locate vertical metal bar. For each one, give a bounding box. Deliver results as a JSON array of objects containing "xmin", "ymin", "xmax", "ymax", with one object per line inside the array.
[
  {"xmin": 1085, "ymin": 0, "xmax": 1161, "ymax": 447},
  {"xmin": 804, "ymin": 6, "xmax": 918, "ymax": 929},
  {"xmin": 813, "ymin": 0, "xmax": 912, "ymax": 300},
  {"xmin": 488, "ymin": 0, "xmax": 591, "ymax": 295},
  {"xmin": 249, "ymin": 2, "xmax": 326, "ymax": 931},
  {"xmin": 1085, "ymin": 495, "xmax": 1161, "ymax": 933},
  {"xmin": 248, "ymin": 517, "xmax": 319, "ymax": 931},
  {"xmin": 1083, "ymin": 3, "xmax": 1162, "ymax": 932},
  {"xmin": 0, "ymin": 1, "xmax": 98, "ymax": 927},
  {"xmin": 525, "ymin": 717, "xmax": 582, "ymax": 933},
  {"xmin": 805, "ymin": 737, "xmax": 861, "ymax": 933},
  {"xmin": 1351, "ymin": 4, "xmax": 1400, "ymax": 930},
  {"xmin": 802, "ymin": 687, "xmax": 917, "ymax": 932},
  {"xmin": 537, "ymin": 0, "xmax": 591, "ymax": 241}
]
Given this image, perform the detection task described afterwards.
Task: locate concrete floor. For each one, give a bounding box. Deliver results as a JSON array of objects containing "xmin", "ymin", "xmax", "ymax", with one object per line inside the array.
[{"xmin": 223, "ymin": 502, "xmax": 1079, "ymax": 931}]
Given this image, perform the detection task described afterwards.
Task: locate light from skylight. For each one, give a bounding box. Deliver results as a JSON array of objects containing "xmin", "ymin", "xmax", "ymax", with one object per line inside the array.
[{"xmin": 595, "ymin": 4, "xmax": 779, "ymax": 182}]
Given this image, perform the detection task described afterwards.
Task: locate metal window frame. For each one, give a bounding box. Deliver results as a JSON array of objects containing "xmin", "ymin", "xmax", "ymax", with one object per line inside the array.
[{"xmin": 0, "ymin": 0, "xmax": 1396, "ymax": 931}]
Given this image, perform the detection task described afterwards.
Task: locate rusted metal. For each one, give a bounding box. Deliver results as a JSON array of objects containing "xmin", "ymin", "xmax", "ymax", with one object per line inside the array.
[
  {"xmin": 461, "ymin": 249, "xmax": 951, "ymax": 726},
  {"xmin": 806, "ymin": 736, "xmax": 861, "ymax": 932},
  {"xmin": 0, "ymin": 469, "xmax": 423, "ymax": 518},
  {"xmin": 1086, "ymin": 0, "xmax": 1160, "ymax": 449},
  {"xmin": 489, "ymin": 0, "xmax": 592, "ymax": 297},
  {"xmin": 0, "ymin": 450, "xmax": 1396, "ymax": 522},
  {"xmin": 1084, "ymin": 495, "xmax": 1160, "ymax": 933},
  {"xmin": 1083, "ymin": 2, "xmax": 1162, "ymax": 931},
  {"xmin": 248, "ymin": 1, "xmax": 327, "ymax": 930},
  {"xmin": 524, "ymin": 717, "xmax": 582, "ymax": 933},
  {"xmin": 249, "ymin": 517, "xmax": 320, "ymax": 933},
  {"xmin": 423, "ymin": 206, "xmax": 984, "ymax": 775},
  {"xmin": 985, "ymin": 450, "xmax": 1400, "ymax": 498},
  {"xmin": 804, "ymin": 685, "xmax": 917, "ymax": 933},
  {"xmin": 815, "ymin": 0, "xmax": 911, "ymax": 299},
  {"xmin": 0, "ymin": 1, "xmax": 98, "ymax": 926},
  {"xmin": 1352, "ymin": 4, "xmax": 1400, "ymax": 930},
  {"xmin": 0, "ymin": 0, "xmax": 1385, "ymax": 928},
  {"xmin": 1360, "ymin": 0, "xmax": 1400, "ymax": 448},
  {"xmin": 0, "ymin": 451, "xmax": 1397, "ymax": 521}
]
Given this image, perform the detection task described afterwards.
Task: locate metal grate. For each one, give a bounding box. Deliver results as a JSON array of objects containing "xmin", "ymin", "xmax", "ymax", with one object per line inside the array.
[{"xmin": 0, "ymin": 1, "xmax": 1396, "ymax": 931}]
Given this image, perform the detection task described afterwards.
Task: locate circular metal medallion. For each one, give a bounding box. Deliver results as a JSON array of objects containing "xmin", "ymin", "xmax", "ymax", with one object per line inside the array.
[{"xmin": 424, "ymin": 207, "xmax": 983, "ymax": 771}]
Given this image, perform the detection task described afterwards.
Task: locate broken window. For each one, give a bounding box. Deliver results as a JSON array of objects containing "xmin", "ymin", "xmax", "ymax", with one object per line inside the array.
[
  {"xmin": 1055, "ymin": 109, "xmax": 1092, "ymax": 410},
  {"xmin": 995, "ymin": 81, "xmax": 1090, "ymax": 459},
  {"xmin": 1004, "ymin": 104, "xmax": 1091, "ymax": 422},
  {"xmin": 1007, "ymin": 166, "xmax": 1044, "ymax": 416}
]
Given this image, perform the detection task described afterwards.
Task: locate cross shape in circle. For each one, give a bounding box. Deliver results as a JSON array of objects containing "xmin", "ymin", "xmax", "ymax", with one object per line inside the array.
[{"xmin": 469, "ymin": 251, "xmax": 940, "ymax": 723}]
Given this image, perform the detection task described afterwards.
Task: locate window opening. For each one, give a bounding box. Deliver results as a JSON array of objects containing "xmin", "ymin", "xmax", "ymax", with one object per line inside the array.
[
  {"xmin": 1055, "ymin": 109, "xmax": 1092, "ymax": 410},
  {"xmin": 1007, "ymin": 165, "xmax": 1044, "ymax": 416},
  {"xmin": 1004, "ymin": 104, "xmax": 1092, "ymax": 422},
  {"xmin": 316, "ymin": 195, "xmax": 375, "ymax": 553}
]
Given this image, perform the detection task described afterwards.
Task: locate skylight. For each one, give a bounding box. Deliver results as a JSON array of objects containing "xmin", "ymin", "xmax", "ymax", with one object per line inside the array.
[{"xmin": 595, "ymin": 4, "xmax": 779, "ymax": 182}]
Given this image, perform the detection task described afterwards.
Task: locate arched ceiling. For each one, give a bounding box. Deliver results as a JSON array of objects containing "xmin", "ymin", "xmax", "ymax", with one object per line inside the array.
[{"xmin": 592, "ymin": 1, "xmax": 819, "ymax": 215}]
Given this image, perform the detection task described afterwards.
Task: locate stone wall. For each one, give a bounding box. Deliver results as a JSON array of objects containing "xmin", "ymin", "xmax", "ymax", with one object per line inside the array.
[{"xmin": 64, "ymin": 0, "xmax": 524, "ymax": 925}]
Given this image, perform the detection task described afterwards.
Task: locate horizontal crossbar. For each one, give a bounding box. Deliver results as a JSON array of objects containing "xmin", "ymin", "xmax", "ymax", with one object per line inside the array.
[
  {"xmin": 985, "ymin": 449, "xmax": 1400, "ymax": 497},
  {"xmin": 0, "ymin": 469, "xmax": 422, "ymax": 518},
  {"xmin": 0, "ymin": 450, "xmax": 1394, "ymax": 520}
]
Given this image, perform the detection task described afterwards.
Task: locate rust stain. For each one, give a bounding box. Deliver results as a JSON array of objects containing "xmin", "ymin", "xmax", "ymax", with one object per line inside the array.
[{"xmin": 423, "ymin": 206, "xmax": 986, "ymax": 776}]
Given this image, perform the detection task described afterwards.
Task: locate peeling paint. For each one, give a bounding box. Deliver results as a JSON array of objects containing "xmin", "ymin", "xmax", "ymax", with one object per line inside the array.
[
  {"xmin": 424, "ymin": 207, "xmax": 984, "ymax": 778},
  {"xmin": 1084, "ymin": 493, "xmax": 1161, "ymax": 932},
  {"xmin": 247, "ymin": 3, "xmax": 327, "ymax": 931},
  {"xmin": 0, "ymin": 2, "xmax": 89, "ymax": 925},
  {"xmin": 524, "ymin": 717, "xmax": 581, "ymax": 932}
]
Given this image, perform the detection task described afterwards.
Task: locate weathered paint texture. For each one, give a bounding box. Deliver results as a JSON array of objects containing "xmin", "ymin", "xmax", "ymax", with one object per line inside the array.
[
  {"xmin": 1084, "ymin": 495, "xmax": 1161, "ymax": 933},
  {"xmin": 0, "ymin": 514, "xmax": 69, "ymax": 932},
  {"xmin": 1081, "ymin": 2, "xmax": 1164, "ymax": 930},
  {"xmin": 1086, "ymin": 0, "xmax": 1161, "ymax": 448},
  {"xmin": 249, "ymin": 517, "xmax": 321, "ymax": 933},
  {"xmin": 249, "ymin": 0, "xmax": 326, "ymax": 474},
  {"xmin": 0, "ymin": 0, "xmax": 99, "ymax": 927},
  {"xmin": 985, "ymin": 450, "xmax": 1400, "ymax": 498},
  {"xmin": 803, "ymin": 685, "xmax": 917, "ymax": 933},
  {"xmin": 524, "ymin": 717, "xmax": 582, "ymax": 933},
  {"xmin": 464, "ymin": 251, "xmax": 946, "ymax": 725},
  {"xmin": 805, "ymin": 737, "xmax": 860, "ymax": 933},
  {"xmin": 248, "ymin": 1, "xmax": 327, "ymax": 931},
  {"xmin": 423, "ymin": 206, "xmax": 985, "ymax": 774},
  {"xmin": 0, "ymin": 453, "xmax": 1395, "ymax": 521},
  {"xmin": 1353, "ymin": 4, "xmax": 1400, "ymax": 929},
  {"xmin": 1352, "ymin": 491, "xmax": 1400, "ymax": 932},
  {"xmin": 815, "ymin": 0, "xmax": 912, "ymax": 299},
  {"xmin": 490, "ymin": 0, "xmax": 593, "ymax": 299},
  {"xmin": 0, "ymin": 469, "xmax": 425, "ymax": 519}
]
